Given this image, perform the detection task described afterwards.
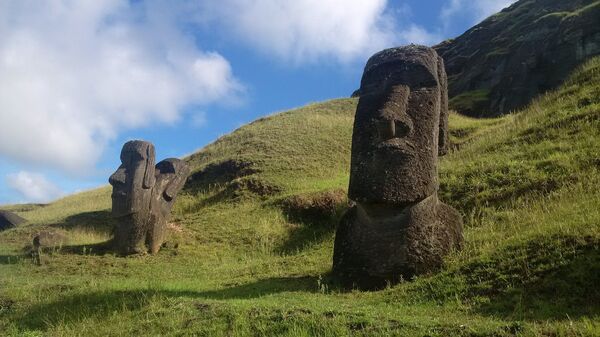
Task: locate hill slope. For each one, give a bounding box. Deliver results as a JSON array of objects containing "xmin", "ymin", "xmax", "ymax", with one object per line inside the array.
[
  {"xmin": 0, "ymin": 57, "xmax": 598, "ymax": 336},
  {"xmin": 434, "ymin": 0, "xmax": 600, "ymax": 116}
]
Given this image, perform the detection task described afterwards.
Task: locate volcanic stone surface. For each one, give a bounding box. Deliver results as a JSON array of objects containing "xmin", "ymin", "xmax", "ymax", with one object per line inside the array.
[
  {"xmin": 0, "ymin": 210, "xmax": 26, "ymax": 232},
  {"xmin": 33, "ymin": 230, "xmax": 69, "ymax": 248},
  {"xmin": 333, "ymin": 45, "xmax": 463, "ymax": 289},
  {"xmin": 109, "ymin": 140, "xmax": 190, "ymax": 255}
]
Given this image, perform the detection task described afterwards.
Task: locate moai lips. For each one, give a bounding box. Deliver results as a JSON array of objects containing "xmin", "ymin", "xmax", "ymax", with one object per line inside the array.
[
  {"xmin": 333, "ymin": 45, "xmax": 462, "ymax": 289},
  {"xmin": 109, "ymin": 140, "xmax": 189, "ymax": 255}
]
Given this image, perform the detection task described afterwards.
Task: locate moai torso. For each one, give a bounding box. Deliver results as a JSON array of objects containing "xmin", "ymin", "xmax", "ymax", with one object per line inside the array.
[
  {"xmin": 109, "ymin": 140, "xmax": 189, "ymax": 255},
  {"xmin": 333, "ymin": 45, "xmax": 462, "ymax": 289}
]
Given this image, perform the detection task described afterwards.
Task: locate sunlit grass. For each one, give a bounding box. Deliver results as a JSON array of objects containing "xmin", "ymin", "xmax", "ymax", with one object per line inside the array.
[{"xmin": 0, "ymin": 57, "xmax": 598, "ymax": 336}]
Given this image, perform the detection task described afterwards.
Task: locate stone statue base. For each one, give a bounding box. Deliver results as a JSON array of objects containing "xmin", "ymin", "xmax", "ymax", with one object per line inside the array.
[{"xmin": 332, "ymin": 194, "xmax": 463, "ymax": 289}]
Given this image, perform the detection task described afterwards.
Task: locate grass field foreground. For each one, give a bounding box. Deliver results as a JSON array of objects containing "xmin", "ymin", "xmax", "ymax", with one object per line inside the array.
[{"xmin": 0, "ymin": 57, "xmax": 599, "ymax": 336}]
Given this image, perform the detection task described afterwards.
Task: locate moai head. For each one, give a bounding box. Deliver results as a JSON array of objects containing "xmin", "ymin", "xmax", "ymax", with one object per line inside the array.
[
  {"xmin": 109, "ymin": 140, "xmax": 156, "ymax": 217},
  {"xmin": 348, "ymin": 45, "xmax": 449, "ymax": 205}
]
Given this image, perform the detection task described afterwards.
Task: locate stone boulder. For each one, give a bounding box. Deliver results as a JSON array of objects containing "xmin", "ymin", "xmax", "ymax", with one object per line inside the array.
[
  {"xmin": 0, "ymin": 210, "xmax": 26, "ymax": 231},
  {"xmin": 32, "ymin": 230, "xmax": 69, "ymax": 249}
]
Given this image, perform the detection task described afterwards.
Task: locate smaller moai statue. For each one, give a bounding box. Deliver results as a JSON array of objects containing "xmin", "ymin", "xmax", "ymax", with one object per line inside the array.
[
  {"xmin": 109, "ymin": 140, "xmax": 190, "ymax": 255},
  {"xmin": 332, "ymin": 45, "xmax": 463, "ymax": 289}
]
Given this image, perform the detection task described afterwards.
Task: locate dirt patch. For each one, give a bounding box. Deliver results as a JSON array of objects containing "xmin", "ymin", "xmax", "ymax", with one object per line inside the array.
[
  {"xmin": 227, "ymin": 177, "xmax": 281, "ymax": 198},
  {"xmin": 0, "ymin": 210, "xmax": 27, "ymax": 232},
  {"xmin": 0, "ymin": 297, "xmax": 14, "ymax": 315},
  {"xmin": 282, "ymin": 189, "xmax": 348, "ymax": 224},
  {"xmin": 167, "ymin": 222, "xmax": 184, "ymax": 233},
  {"xmin": 33, "ymin": 230, "xmax": 69, "ymax": 249},
  {"xmin": 186, "ymin": 159, "xmax": 258, "ymax": 190}
]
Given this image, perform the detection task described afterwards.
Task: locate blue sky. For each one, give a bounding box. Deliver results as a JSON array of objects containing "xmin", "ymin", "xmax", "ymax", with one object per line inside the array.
[{"xmin": 0, "ymin": 0, "xmax": 516, "ymax": 204}]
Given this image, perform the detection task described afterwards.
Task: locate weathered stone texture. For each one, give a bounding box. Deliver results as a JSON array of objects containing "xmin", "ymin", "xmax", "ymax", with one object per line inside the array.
[
  {"xmin": 109, "ymin": 140, "xmax": 190, "ymax": 255},
  {"xmin": 333, "ymin": 45, "xmax": 463, "ymax": 289},
  {"xmin": 33, "ymin": 230, "xmax": 69, "ymax": 248},
  {"xmin": 0, "ymin": 210, "xmax": 26, "ymax": 232}
]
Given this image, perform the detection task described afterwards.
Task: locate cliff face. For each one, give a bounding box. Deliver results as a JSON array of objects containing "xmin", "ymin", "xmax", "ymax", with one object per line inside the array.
[{"xmin": 434, "ymin": 0, "xmax": 600, "ymax": 116}]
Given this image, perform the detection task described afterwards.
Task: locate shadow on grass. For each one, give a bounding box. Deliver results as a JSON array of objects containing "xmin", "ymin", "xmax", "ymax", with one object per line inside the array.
[
  {"xmin": 15, "ymin": 290, "xmax": 153, "ymax": 330},
  {"xmin": 398, "ymin": 234, "xmax": 599, "ymax": 321},
  {"xmin": 56, "ymin": 241, "xmax": 114, "ymax": 256},
  {"xmin": 276, "ymin": 190, "xmax": 348, "ymax": 254},
  {"xmin": 52, "ymin": 210, "xmax": 116, "ymax": 235},
  {"xmin": 276, "ymin": 216, "xmax": 337, "ymax": 254},
  {"xmin": 14, "ymin": 275, "xmax": 330, "ymax": 331},
  {"xmin": 0, "ymin": 255, "xmax": 26, "ymax": 265},
  {"xmin": 187, "ymin": 275, "xmax": 324, "ymax": 299},
  {"xmin": 475, "ymin": 240, "xmax": 600, "ymax": 320}
]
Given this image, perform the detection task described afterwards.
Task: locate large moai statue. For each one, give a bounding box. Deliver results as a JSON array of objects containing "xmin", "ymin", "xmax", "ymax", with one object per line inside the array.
[
  {"xmin": 109, "ymin": 140, "xmax": 190, "ymax": 255},
  {"xmin": 333, "ymin": 45, "xmax": 463, "ymax": 289}
]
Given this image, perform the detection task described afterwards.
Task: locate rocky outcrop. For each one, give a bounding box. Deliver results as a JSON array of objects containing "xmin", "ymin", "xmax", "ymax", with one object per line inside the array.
[
  {"xmin": 32, "ymin": 230, "xmax": 69, "ymax": 248},
  {"xmin": 434, "ymin": 0, "xmax": 600, "ymax": 116},
  {"xmin": 0, "ymin": 210, "xmax": 26, "ymax": 231}
]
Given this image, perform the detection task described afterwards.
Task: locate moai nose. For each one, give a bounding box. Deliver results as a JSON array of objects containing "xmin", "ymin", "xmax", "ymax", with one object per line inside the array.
[
  {"xmin": 377, "ymin": 119, "xmax": 395, "ymax": 140},
  {"xmin": 394, "ymin": 120, "xmax": 410, "ymax": 138},
  {"xmin": 109, "ymin": 168, "xmax": 127, "ymax": 186},
  {"xmin": 377, "ymin": 119, "xmax": 411, "ymax": 140}
]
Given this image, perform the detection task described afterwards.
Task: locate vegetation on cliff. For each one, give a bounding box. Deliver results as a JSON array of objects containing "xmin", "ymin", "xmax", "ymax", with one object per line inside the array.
[{"xmin": 434, "ymin": 0, "xmax": 600, "ymax": 116}]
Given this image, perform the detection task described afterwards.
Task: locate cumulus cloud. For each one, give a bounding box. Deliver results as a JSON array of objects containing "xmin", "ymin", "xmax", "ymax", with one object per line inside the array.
[
  {"xmin": 191, "ymin": 111, "xmax": 208, "ymax": 128},
  {"xmin": 198, "ymin": 0, "xmax": 397, "ymax": 63},
  {"xmin": 0, "ymin": 0, "xmax": 241, "ymax": 173},
  {"xmin": 6, "ymin": 171, "xmax": 63, "ymax": 203},
  {"xmin": 441, "ymin": 0, "xmax": 518, "ymax": 27},
  {"xmin": 398, "ymin": 25, "xmax": 443, "ymax": 46}
]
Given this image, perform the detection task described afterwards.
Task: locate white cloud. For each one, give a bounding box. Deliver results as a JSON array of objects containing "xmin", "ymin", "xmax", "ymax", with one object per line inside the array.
[
  {"xmin": 6, "ymin": 171, "xmax": 63, "ymax": 203},
  {"xmin": 441, "ymin": 0, "xmax": 518, "ymax": 28},
  {"xmin": 198, "ymin": 0, "xmax": 397, "ymax": 63},
  {"xmin": 399, "ymin": 25, "xmax": 443, "ymax": 46},
  {"xmin": 191, "ymin": 111, "xmax": 208, "ymax": 128},
  {"xmin": 0, "ymin": 0, "xmax": 241, "ymax": 174}
]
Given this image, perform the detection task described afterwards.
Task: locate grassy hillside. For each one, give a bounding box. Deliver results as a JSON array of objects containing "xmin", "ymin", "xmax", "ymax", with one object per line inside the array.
[{"xmin": 0, "ymin": 57, "xmax": 599, "ymax": 336}]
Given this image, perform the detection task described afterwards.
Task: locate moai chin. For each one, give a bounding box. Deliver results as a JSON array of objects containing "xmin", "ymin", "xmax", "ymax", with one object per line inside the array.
[
  {"xmin": 333, "ymin": 45, "xmax": 463, "ymax": 289},
  {"xmin": 109, "ymin": 140, "xmax": 190, "ymax": 255}
]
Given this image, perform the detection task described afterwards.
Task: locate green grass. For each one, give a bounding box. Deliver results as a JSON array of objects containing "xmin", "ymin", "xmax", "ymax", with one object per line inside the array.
[
  {"xmin": 449, "ymin": 89, "xmax": 492, "ymax": 117},
  {"xmin": 568, "ymin": 0, "xmax": 600, "ymax": 18},
  {"xmin": 0, "ymin": 57, "xmax": 599, "ymax": 336},
  {"xmin": 535, "ymin": 1, "xmax": 600, "ymax": 22}
]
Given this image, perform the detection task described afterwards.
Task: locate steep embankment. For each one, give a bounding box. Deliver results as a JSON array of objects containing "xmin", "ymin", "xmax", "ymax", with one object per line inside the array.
[
  {"xmin": 434, "ymin": 0, "xmax": 600, "ymax": 116},
  {"xmin": 0, "ymin": 58, "xmax": 598, "ymax": 336}
]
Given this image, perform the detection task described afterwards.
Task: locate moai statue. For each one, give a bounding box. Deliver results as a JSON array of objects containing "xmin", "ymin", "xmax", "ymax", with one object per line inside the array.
[
  {"xmin": 147, "ymin": 159, "xmax": 189, "ymax": 254},
  {"xmin": 109, "ymin": 140, "xmax": 190, "ymax": 255},
  {"xmin": 332, "ymin": 45, "xmax": 463, "ymax": 289}
]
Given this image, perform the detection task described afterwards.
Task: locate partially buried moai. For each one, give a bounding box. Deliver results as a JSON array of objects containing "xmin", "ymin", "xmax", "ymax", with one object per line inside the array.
[
  {"xmin": 109, "ymin": 140, "xmax": 190, "ymax": 255},
  {"xmin": 332, "ymin": 45, "xmax": 463, "ymax": 289}
]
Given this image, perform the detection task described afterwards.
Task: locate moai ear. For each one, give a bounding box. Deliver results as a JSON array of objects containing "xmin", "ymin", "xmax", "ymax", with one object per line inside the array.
[
  {"xmin": 437, "ymin": 55, "xmax": 449, "ymax": 156},
  {"xmin": 163, "ymin": 161, "xmax": 190, "ymax": 201},
  {"xmin": 143, "ymin": 143, "xmax": 156, "ymax": 189}
]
